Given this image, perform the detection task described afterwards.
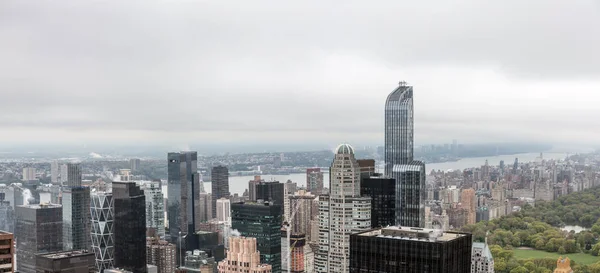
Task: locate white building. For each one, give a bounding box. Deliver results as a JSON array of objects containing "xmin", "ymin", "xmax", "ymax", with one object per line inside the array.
[
  {"xmin": 51, "ymin": 161, "xmax": 59, "ymax": 184},
  {"xmin": 137, "ymin": 180, "xmax": 166, "ymax": 238},
  {"xmin": 22, "ymin": 167, "xmax": 36, "ymax": 181},
  {"xmin": 315, "ymin": 144, "xmax": 371, "ymax": 273},
  {"xmin": 91, "ymin": 190, "xmax": 115, "ymax": 272},
  {"xmin": 471, "ymin": 242, "xmax": 494, "ymax": 273},
  {"xmin": 216, "ymin": 198, "xmax": 230, "ymax": 223},
  {"xmin": 283, "ymin": 180, "xmax": 297, "ymax": 221}
]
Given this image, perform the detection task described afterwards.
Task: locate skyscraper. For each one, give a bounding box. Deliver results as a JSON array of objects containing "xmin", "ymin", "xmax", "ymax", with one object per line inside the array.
[
  {"xmin": 385, "ymin": 81, "xmax": 426, "ymax": 227},
  {"xmin": 384, "ymin": 81, "xmax": 414, "ymax": 174},
  {"xmin": 315, "ymin": 144, "xmax": 371, "ymax": 273},
  {"xmin": 62, "ymin": 186, "xmax": 91, "ymax": 251},
  {"xmin": 16, "ymin": 204, "xmax": 63, "ymax": 273},
  {"xmin": 22, "ymin": 167, "xmax": 36, "ymax": 181},
  {"xmin": 248, "ymin": 175, "xmax": 262, "ymax": 201},
  {"xmin": 217, "ymin": 237, "xmax": 272, "ymax": 273},
  {"xmin": 215, "ymin": 198, "xmax": 230, "ymax": 223},
  {"xmin": 138, "ymin": 180, "xmax": 166, "ymax": 239},
  {"xmin": 51, "ymin": 161, "xmax": 59, "ymax": 184},
  {"xmin": 130, "ymin": 158, "xmax": 141, "ymax": 172},
  {"xmin": 211, "ymin": 166, "xmax": 230, "ymax": 219},
  {"xmin": 305, "ymin": 168, "xmax": 323, "ymax": 195},
  {"xmin": 65, "ymin": 163, "xmax": 82, "ymax": 188},
  {"xmin": 349, "ymin": 227, "xmax": 472, "ymax": 273},
  {"xmin": 168, "ymin": 152, "xmax": 202, "ymax": 241},
  {"xmin": 197, "ymin": 192, "xmax": 212, "ymax": 225},
  {"xmin": 256, "ymin": 181, "xmax": 284, "ymax": 215},
  {"xmin": 232, "ymin": 201, "xmax": 282, "ymax": 273},
  {"xmin": 113, "ymin": 182, "xmax": 147, "ymax": 273},
  {"xmin": 360, "ymin": 176, "xmax": 396, "ymax": 228},
  {"xmin": 0, "ymin": 193, "xmax": 15, "ymax": 233},
  {"xmin": 461, "ymin": 188, "xmax": 476, "ymax": 225},
  {"xmin": 90, "ymin": 190, "xmax": 115, "ymax": 272}
]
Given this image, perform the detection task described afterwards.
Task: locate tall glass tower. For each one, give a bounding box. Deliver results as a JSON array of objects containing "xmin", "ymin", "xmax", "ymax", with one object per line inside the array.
[{"xmin": 384, "ymin": 81, "xmax": 425, "ymax": 228}]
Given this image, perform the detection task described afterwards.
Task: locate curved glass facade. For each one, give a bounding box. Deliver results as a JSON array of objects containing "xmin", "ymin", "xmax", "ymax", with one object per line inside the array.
[{"xmin": 384, "ymin": 83, "xmax": 414, "ymax": 176}]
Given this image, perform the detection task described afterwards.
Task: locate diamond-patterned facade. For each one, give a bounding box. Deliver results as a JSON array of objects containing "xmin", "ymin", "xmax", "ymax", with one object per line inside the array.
[{"xmin": 90, "ymin": 191, "xmax": 114, "ymax": 272}]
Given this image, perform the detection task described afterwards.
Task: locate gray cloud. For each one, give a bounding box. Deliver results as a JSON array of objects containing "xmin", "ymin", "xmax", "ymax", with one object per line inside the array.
[{"xmin": 1, "ymin": 0, "xmax": 599, "ymax": 147}]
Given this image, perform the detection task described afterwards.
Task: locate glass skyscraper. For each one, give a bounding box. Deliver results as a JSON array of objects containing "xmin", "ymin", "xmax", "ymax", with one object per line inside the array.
[
  {"xmin": 385, "ymin": 82, "xmax": 425, "ymax": 228},
  {"xmin": 168, "ymin": 151, "xmax": 201, "ymax": 239}
]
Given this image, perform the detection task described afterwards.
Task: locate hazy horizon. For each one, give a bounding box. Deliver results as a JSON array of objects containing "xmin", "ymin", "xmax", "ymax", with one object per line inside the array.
[{"xmin": 2, "ymin": 1, "xmax": 599, "ymax": 147}]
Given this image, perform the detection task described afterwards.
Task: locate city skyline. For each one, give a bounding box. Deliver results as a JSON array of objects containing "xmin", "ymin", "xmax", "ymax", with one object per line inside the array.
[{"xmin": 1, "ymin": 1, "xmax": 600, "ymax": 148}]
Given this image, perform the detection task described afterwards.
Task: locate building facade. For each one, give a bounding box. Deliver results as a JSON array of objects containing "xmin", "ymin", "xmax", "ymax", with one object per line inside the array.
[
  {"xmin": 216, "ymin": 198, "xmax": 230, "ymax": 223},
  {"xmin": 315, "ymin": 144, "xmax": 372, "ymax": 273},
  {"xmin": 217, "ymin": 237, "xmax": 272, "ymax": 273},
  {"xmin": 22, "ymin": 167, "xmax": 36, "ymax": 181},
  {"xmin": 168, "ymin": 152, "xmax": 200, "ymax": 241},
  {"xmin": 384, "ymin": 81, "xmax": 414, "ymax": 175},
  {"xmin": 65, "ymin": 163, "xmax": 82, "ymax": 188},
  {"xmin": 0, "ymin": 231, "xmax": 14, "ymax": 272},
  {"xmin": 197, "ymin": 192, "xmax": 212, "ymax": 225},
  {"xmin": 146, "ymin": 237, "xmax": 176, "ymax": 273},
  {"xmin": 305, "ymin": 168, "xmax": 323, "ymax": 195},
  {"xmin": 138, "ymin": 180, "xmax": 166, "ymax": 238},
  {"xmin": 232, "ymin": 202, "xmax": 282, "ymax": 273},
  {"xmin": 360, "ymin": 176, "xmax": 396, "ymax": 228},
  {"xmin": 350, "ymin": 227, "xmax": 472, "ymax": 273},
  {"xmin": 393, "ymin": 161, "xmax": 426, "ymax": 227},
  {"xmin": 0, "ymin": 196, "xmax": 15, "ymax": 233},
  {"xmin": 62, "ymin": 186, "xmax": 91, "ymax": 251},
  {"xmin": 90, "ymin": 190, "xmax": 115, "ymax": 272},
  {"xmin": 113, "ymin": 182, "xmax": 147, "ymax": 273},
  {"xmin": 471, "ymin": 242, "xmax": 494, "ymax": 273},
  {"xmin": 211, "ymin": 166, "xmax": 230, "ymax": 219},
  {"xmin": 35, "ymin": 250, "xmax": 95, "ymax": 273},
  {"xmin": 256, "ymin": 181, "xmax": 284, "ymax": 215},
  {"xmin": 16, "ymin": 204, "xmax": 63, "ymax": 273}
]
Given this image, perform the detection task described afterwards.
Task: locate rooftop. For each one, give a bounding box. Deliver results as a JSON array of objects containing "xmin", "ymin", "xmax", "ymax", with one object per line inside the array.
[
  {"xmin": 335, "ymin": 143, "xmax": 354, "ymax": 155},
  {"xmin": 356, "ymin": 226, "xmax": 468, "ymax": 242},
  {"xmin": 17, "ymin": 203, "xmax": 61, "ymax": 209},
  {"xmin": 39, "ymin": 250, "xmax": 93, "ymax": 259}
]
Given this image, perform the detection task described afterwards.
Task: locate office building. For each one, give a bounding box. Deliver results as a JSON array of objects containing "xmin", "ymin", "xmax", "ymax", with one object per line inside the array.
[
  {"xmin": 356, "ymin": 159, "xmax": 376, "ymax": 180},
  {"xmin": 35, "ymin": 250, "xmax": 95, "ymax": 273},
  {"xmin": 393, "ymin": 161, "xmax": 426, "ymax": 227},
  {"xmin": 248, "ymin": 176, "xmax": 262, "ymax": 202},
  {"xmin": 51, "ymin": 161, "xmax": 60, "ymax": 184},
  {"xmin": 461, "ymin": 188, "xmax": 476, "ymax": 225},
  {"xmin": 146, "ymin": 236, "xmax": 176, "ymax": 273},
  {"xmin": 216, "ymin": 198, "xmax": 230, "ymax": 223},
  {"xmin": 288, "ymin": 190, "xmax": 317, "ymax": 242},
  {"xmin": 232, "ymin": 202, "xmax": 282, "ymax": 273},
  {"xmin": 197, "ymin": 192, "xmax": 212, "ymax": 225},
  {"xmin": 65, "ymin": 163, "xmax": 82, "ymax": 188},
  {"xmin": 90, "ymin": 190, "xmax": 115, "ymax": 272},
  {"xmin": 350, "ymin": 226, "xmax": 472, "ymax": 273},
  {"xmin": 256, "ymin": 181, "xmax": 284, "ymax": 215},
  {"xmin": 113, "ymin": 182, "xmax": 147, "ymax": 273},
  {"xmin": 283, "ymin": 181, "xmax": 297, "ymax": 221},
  {"xmin": 471, "ymin": 242, "xmax": 494, "ymax": 273},
  {"xmin": 315, "ymin": 144, "xmax": 371, "ymax": 273},
  {"xmin": 62, "ymin": 186, "xmax": 91, "ymax": 251},
  {"xmin": 0, "ymin": 196, "xmax": 15, "ymax": 233},
  {"xmin": 360, "ymin": 176, "xmax": 396, "ymax": 228},
  {"xmin": 138, "ymin": 180, "xmax": 166, "ymax": 239},
  {"xmin": 211, "ymin": 166, "xmax": 230, "ymax": 219},
  {"xmin": 217, "ymin": 237, "xmax": 272, "ymax": 273},
  {"xmin": 0, "ymin": 231, "xmax": 14, "ymax": 273},
  {"xmin": 384, "ymin": 81, "xmax": 415, "ymax": 174},
  {"xmin": 168, "ymin": 152, "xmax": 201, "ymax": 240},
  {"xmin": 22, "ymin": 167, "xmax": 36, "ymax": 181},
  {"xmin": 179, "ymin": 250, "xmax": 217, "ymax": 273},
  {"xmin": 130, "ymin": 159, "xmax": 141, "ymax": 172},
  {"xmin": 305, "ymin": 168, "xmax": 323, "ymax": 195},
  {"xmin": 16, "ymin": 204, "xmax": 63, "ymax": 273}
]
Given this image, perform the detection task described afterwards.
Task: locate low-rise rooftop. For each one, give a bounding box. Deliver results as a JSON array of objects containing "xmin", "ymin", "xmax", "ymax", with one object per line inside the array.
[{"xmin": 356, "ymin": 226, "xmax": 468, "ymax": 242}]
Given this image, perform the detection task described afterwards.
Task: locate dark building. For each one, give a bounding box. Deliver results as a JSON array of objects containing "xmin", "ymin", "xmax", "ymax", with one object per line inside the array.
[
  {"xmin": 168, "ymin": 152, "xmax": 200, "ymax": 239},
  {"xmin": 256, "ymin": 181, "xmax": 284, "ymax": 215},
  {"xmin": 36, "ymin": 250, "xmax": 95, "ymax": 273},
  {"xmin": 232, "ymin": 201, "xmax": 282, "ymax": 273},
  {"xmin": 192, "ymin": 231, "xmax": 225, "ymax": 262},
  {"xmin": 62, "ymin": 186, "xmax": 91, "ymax": 251},
  {"xmin": 393, "ymin": 161, "xmax": 426, "ymax": 228},
  {"xmin": 350, "ymin": 227, "xmax": 472, "ymax": 273},
  {"xmin": 16, "ymin": 204, "xmax": 63, "ymax": 273},
  {"xmin": 211, "ymin": 165, "xmax": 229, "ymax": 219},
  {"xmin": 360, "ymin": 176, "xmax": 396, "ymax": 228},
  {"xmin": 113, "ymin": 182, "xmax": 147, "ymax": 273},
  {"xmin": 305, "ymin": 168, "xmax": 323, "ymax": 195},
  {"xmin": 65, "ymin": 163, "xmax": 82, "ymax": 188}
]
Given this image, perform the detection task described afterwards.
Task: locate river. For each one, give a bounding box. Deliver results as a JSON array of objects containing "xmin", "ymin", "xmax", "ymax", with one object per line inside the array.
[{"xmin": 162, "ymin": 152, "xmax": 569, "ymax": 196}]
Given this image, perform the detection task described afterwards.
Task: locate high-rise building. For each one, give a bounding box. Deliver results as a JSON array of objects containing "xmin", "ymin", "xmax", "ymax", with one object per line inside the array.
[
  {"xmin": 0, "ymin": 194, "xmax": 15, "ymax": 233},
  {"xmin": 90, "ymin": 190, "xmax": 115, "ymax": 272},
  {"xmin": 146, "ymin": 236, "xmax": 176, "ymax": 273},
  {"xmin": 16, "ymin": 204, "xmax": 63, "ymax": 273},
  {"xmin": 256, "ymin": 181, "xmax": 284, "ymax": 215},
  {"xmin": 385, "ymin": 82, "xmax": 426, "ymax": 228},
  {"xmin": 461, "ymin": 188, "xmax": 476, "ymax": 225},
  {"xmin": 60, "ymin": 164, "xmax": 68, "ymax": 184},
  {"xmin": 197, "ymin": 192, "xmax": 212, "ymax": 225},
  {"xmin": 62, "ymin": 186, "xmax": 91, "ymax": 251},
  {"xmin": 168, "ymin": 152, "xmax": 201, "ymax": 240},
  {"xmin": 471, "ymin": 242, "xmax": 494, "ymax": 273},
  {"xmin": 305, "ymin": 168, "xmax": 323, "ymax": 195},
  {"xmin": 130, "ymin": 159, "xmax": 141, "ymax": 172},
  {"xmin": 232, "ymin": 202, "xmax": 282, "ymax": 273},
  {"xmin": 35, "ymin": 250, "xmax": 95, "ymax": 273},
  {"xmin": 393, "ymin": 161, "xmax": 426, "ymax": 227},
  {"xmin": 113, "ymin": 182, "xmax": 147, "ymax": 273},
  {"xmin": 283, "ymin": 181, "xmax": 297, "ymax": 221},
  {"xmin": 138, "ymin": 180, "xmax": 166, "ymax": 239},
  {"xmin": 217, "ymin": 237, "xmax": 272, "ymax": 273},
  {"xmin": 350, "ymin": 227, "xmax": 472, "ymax": 273},
  {"xmin": 288, "ymin": 190, "xmax": 317, "ymax": 241},
  {"xmin": 315, "ymin": 144, "xmax": 371, "ymax": 273},
  {"xmin": 384, "ymin": 81, "xmax": 414, "ymax": 174},
  {"xmin": 0, "ymin": 231, "xmax": 14, "ymax": 272},
  {"xmin": 51, "ymin": 161, "xmax": 60, "ymax": 184},
  {"xmin": 211, "ymin": 166, "xmax": 230, "ymax": 219},
  {"xmin": 248, "ymin": 176, "xmax": 262, "ymax": 202},
  {"xmin": 360, "ymin": 176, "xmax": 396, "ymax": 228},
  {"xmin": 215, "ymin": 198, "xmax": 230, "ymax": 223},
  {"xmin": 65, "ymin": 163, "xmax": 82, "ymax": 188},
  {"xmin": 22, "ymin": 167, "xmax": 36, "ymax": 181}
]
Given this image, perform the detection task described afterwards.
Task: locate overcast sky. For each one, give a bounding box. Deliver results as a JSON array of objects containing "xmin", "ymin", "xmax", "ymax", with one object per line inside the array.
[{"xmin": 1, "ymin": 0, "xmax": 599, "ymax": 150}]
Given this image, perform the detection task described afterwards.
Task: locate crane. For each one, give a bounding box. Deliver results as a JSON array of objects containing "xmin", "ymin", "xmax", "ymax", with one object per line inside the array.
[{"xmin": 283, "ymin": 197, "xmax": 307, "ymax": 273}]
